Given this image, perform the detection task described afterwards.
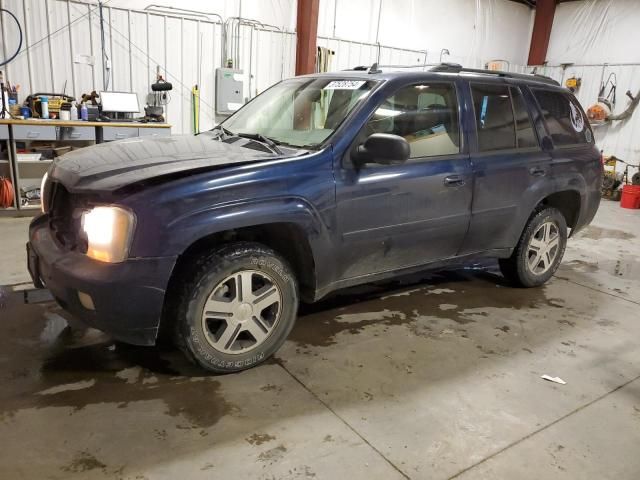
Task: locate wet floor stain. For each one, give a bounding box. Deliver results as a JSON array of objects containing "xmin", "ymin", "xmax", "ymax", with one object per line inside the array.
[
  {"xmin": 290, "ymin": 267, "xmax": 568, "ymax": 348},
  {"xmin": 257, "ymin": 444, "xmax": 287, "ymax": 463},
  {"xmin": 246, "ymin": 433, "xmax": 276, "ymax": 445},
  {"xmin": 578, "ymin": 226, "xmax": 635, "ymax": 240},
  {"xmin": 61, "ymin": 450, "xmax": 107, "ymax": 473},
  {"xmin": 563, "ymin": 257, "xmax": 640, "ymax": 282},
  {"xmin": 0, "ymin": 289, "xmax": 238, "ymax": 429},
  {"xmin": 565, "ymin": 259, "xmax": 599, "ymax": 273}
]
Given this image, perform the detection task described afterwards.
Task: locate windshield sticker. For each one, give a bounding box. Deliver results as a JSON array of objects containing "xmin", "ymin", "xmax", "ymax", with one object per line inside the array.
[
  {"xmin": 569, "ymin": 102, "xmax": 585, "ymax": 132},
  {"xmin": 324, "ymin": 80, "xmax": 366, "ymax": 90}
]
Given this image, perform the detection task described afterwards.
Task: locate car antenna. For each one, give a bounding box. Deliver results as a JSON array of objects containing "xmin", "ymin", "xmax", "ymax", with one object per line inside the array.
[{"xmin": 368, "ymin": 62, "xmax": 382, "ymax": 74}]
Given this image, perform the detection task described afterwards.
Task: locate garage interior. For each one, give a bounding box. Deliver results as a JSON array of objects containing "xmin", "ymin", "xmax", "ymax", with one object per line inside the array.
[{"xmin": 1, "ymin": 0, "xmax": 640, "ymax": 479}]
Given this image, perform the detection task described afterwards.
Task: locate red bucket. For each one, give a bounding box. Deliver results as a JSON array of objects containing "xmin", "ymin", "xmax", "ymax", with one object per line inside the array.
[{"xmin": 620, "ymin": 184, "xmax": 640, "ymax": 209}]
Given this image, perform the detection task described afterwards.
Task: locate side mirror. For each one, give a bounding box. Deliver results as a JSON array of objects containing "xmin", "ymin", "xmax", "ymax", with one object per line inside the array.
[{"xmin": 353, "ymin": 133, "xmax": 410, "ymax": 166}]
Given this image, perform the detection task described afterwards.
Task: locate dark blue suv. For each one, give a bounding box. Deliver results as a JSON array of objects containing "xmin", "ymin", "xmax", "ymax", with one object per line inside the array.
[{"xmin": 28, "ymin": 64, "xmax": 602, "ymax": 372}]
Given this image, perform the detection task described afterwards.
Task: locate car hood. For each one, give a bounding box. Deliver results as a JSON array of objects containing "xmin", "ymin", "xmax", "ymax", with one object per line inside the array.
[{"xmin": 50, "ymin": 133, "xmax": 280, "ymax": 193}]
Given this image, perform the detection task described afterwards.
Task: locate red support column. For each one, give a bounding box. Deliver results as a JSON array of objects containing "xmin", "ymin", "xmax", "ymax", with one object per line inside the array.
[
  {"xmin": 527, "ymin": 0, "xmax": 556, "ymax": 66},
  {"xmin": 295, "ymin": 0, "xmax": 320, "ymax": 75}
]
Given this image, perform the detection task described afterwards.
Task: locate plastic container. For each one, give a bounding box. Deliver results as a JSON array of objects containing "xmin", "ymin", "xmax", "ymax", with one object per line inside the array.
[
  {"xmin": 620, "ymin": 184, "xmax": 640, "ymax": 209},
  {"xmin": 40, "ymin": 96, "xmax": 49, "ymax": 119},
  {"xmin": 80, "ymin": 102, "xmax": 88, "ymax": 121},
  {"xmin": 70, "ymin": 104, "xmax": 78, "ymax": 120}
]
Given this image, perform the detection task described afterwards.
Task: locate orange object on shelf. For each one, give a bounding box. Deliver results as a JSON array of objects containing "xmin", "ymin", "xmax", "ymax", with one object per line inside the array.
[{"xmin": 0, "ymin": 176, "xmax": 15, "ymax": 208}]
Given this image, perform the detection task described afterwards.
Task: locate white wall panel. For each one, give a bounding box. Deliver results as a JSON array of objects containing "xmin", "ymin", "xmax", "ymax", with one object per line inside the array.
[
  {"xmin": 164, "ymin": 15, "xmax": 183, "ymax": 131},
  {"xmin": 128, "ymin": 11, "xmax": 149, "ymax": 107},
  {"xmin": 1, "ymin": 0, "xmax": 30, "ymax": 92},
  {"xmin": 73, "ymin": 0, "xmax": 296, "ymax": 30},
  {"xmin": 69, "ymin": 1, "xmax": 94, "ymax": 96},
  {"xmin": 108, "ymin": 8, "xmax": 130, "ymax": 91},
  {"xmin": 317, "ymin": 36, "xmax": 426, "ymax": 72},
  {"xmin": 547, "ymin": 0, "xmax": 640, "ymax": 65},
  {"xmin": 319, "ymin": 0, "xmax": 534, "ymax": 67}
]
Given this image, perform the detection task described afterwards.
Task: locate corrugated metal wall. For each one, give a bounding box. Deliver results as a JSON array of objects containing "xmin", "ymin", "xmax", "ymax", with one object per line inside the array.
[
  {"xmin": 317, "ymin": 36, "xmax": 427, "ymax": 71},
  {"xmin": 1, "ymin": 0, "xmax": 226, "ymax": 133},
  {"xmin": 0, "ymin": 0, "xmax": 427, "ymax": 135},
  {"xmin": 0, "ymin": 0, "xmax": 299, "ymax": 134}
]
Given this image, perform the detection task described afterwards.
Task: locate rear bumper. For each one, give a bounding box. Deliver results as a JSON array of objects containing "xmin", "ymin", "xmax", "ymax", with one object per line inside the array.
[{"xmin": 28, "ymin": 215, "xmax": 177, "ymax": 345}]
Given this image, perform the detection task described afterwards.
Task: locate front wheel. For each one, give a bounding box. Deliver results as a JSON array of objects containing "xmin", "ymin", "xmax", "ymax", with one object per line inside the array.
[
  {"xmin": 499, "ymin": 207, "xmax": 567, "ymax": 287},
  {"xmin": 174, "ymin": 242, "xmax": 298, "ymax": 373}
]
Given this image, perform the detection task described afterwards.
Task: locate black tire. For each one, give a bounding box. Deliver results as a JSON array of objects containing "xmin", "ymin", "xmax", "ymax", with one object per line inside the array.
[
  {"xmin": 499, "ymin": 207, "xmax": 567, "ymax": 288},
  {"xmin": 174, "ymin": 242, "xmax": 298, "ymax": 373}
]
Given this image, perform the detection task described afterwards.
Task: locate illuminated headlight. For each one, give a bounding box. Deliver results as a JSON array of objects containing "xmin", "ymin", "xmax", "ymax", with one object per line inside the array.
[
  {"xmin": 81, "ymin": 206, "xmax": 136, "ymax": 263},
  {"xmin": 40, "ymin": 172, "xmax": 49, "ymax": 213}
]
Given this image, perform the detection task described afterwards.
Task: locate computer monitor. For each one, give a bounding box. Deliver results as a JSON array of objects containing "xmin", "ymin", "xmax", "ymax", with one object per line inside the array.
[{"xmin": 99, "ymin": 91, "xmax": 140, "ymax": 113}]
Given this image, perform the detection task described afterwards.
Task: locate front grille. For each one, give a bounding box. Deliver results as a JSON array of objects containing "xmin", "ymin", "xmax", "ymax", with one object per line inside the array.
[{"xmin": 48, "ymin": 182, "xmax": 85, "ymax": 251}]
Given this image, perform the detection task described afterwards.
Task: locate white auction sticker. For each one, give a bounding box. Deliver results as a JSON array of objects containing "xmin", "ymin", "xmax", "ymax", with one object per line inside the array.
[{"xmin": 324, "ymin": 80, "xmax": 366, "ymax": 90}]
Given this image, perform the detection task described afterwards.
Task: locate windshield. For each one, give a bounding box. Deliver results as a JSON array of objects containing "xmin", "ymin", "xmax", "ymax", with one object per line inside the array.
[{"xmin": 221, "ymin": 78, "xmax": 378, "ymax": 149}]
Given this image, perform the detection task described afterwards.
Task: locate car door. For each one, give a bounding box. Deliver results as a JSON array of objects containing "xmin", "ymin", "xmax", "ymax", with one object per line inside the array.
[
  {"xmin": 334, "ymin": 79, "xmax": 473, "ymax": 279},
  {"xmin": 458, "ymin": 82, "xmax": 553, "ymax": 255}
]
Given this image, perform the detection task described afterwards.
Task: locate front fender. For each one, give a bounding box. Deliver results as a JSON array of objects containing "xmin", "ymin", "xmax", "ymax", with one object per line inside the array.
[
  {"xmin": 136, "ymin": 194, "xmax": 335, "ymax": 293},
  {"xmin": 169, "ymin": 195, "xmax": 330, "ymax": 252}
]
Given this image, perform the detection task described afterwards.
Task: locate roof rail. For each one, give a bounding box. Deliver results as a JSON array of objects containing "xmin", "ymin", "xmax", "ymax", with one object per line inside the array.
[{"xmin": 429, "ymin": 63, "xmax": 559, "ymax": 86}]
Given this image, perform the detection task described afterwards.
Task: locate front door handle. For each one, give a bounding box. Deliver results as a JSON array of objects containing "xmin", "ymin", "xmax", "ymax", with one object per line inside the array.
[
  {"xmin": 529, "ymin": 166, "xmax": 546, "ymax": 177},
  {"xmin": 444, "ymin": 175, "xmax": 465, "ymax": 187}
]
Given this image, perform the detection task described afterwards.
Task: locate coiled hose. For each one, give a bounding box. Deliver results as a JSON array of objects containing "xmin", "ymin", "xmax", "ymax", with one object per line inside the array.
[{"xmin": 0, "ymin": 8, "xmax": 23, "ymax": 67}]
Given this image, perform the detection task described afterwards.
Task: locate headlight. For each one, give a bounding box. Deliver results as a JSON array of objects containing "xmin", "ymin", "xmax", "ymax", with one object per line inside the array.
[
  {"xmin": 40, "ymin": 172, "xmax": 49, "ymax": 213},
  {"xmin": 82, "ymin": 206, "xmax": 136, "ymax": 263}
]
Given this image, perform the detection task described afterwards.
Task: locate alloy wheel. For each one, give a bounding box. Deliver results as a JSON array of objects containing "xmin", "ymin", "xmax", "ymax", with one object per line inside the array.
[
  {"xmin": 200, "ymin": 270, "xmax": 282, "ymax": 354},
  {"xmin": 526, "ymin": 220, "xmax": 560, "ymax": 275}
]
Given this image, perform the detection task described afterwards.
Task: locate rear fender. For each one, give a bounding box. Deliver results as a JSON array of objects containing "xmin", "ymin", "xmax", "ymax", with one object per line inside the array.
[{"xmin": 509, "ymin": 174, "xmax": 585, "ymax": 245}]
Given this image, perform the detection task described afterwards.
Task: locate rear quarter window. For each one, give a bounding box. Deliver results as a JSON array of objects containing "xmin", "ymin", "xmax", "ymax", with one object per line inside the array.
[{"xmin": 532, "ymin": 89, "xmax": 593, "ymax": 146}]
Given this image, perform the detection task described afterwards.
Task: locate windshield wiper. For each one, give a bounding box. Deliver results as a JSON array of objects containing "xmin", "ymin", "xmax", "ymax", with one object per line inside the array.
[{"xmin": 236, "ymin": 133, "xmax": 283, "ymax": 155}]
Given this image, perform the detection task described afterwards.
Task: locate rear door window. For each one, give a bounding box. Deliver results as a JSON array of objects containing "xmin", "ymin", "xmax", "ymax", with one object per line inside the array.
[
  {"xmin": 471, "ymin": 84, "xmax": 516, "ymax": 151},
  {"xmin": 532, "ymin": 89, "xmax": 592, "ymax": 146},
  {"xmin": 511, "ymin": 87, "xmax": 538, "ymax": 148}
]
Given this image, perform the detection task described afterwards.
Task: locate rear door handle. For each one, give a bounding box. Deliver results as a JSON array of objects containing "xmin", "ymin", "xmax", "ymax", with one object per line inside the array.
[
  {"xmin": 529, "ymin": 166, "xmax": 546, "ymax": 177},
  {"xmin": 444, "ymin": 175, "xmax": 465, "ymax": 187}
]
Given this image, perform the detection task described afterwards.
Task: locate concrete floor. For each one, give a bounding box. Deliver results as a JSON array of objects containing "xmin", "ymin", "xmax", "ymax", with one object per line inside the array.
[{"xmin": 1, "ymin": 199, "xmax": 639, "ymax": 480}]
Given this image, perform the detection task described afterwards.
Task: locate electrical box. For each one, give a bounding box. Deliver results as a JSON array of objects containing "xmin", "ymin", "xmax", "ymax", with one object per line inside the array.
[{"xmin": 215, "ymin": 68, "xmax": 244, "ymax": 115}]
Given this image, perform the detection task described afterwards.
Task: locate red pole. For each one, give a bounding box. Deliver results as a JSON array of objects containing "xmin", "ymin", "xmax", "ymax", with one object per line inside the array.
[
  {"xmin": 295, "ymin": 0, "xmax": 320, "ymax": 75},
  {"xmin": 527, "ymin": 0, "xmax": 557, "ymax": 65}
]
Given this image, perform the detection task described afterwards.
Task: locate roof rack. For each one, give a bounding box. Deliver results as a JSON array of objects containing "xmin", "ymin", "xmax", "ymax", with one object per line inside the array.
[{"xmin": 430, "ymin": 62, "xmax": 559, "ymax": 86}]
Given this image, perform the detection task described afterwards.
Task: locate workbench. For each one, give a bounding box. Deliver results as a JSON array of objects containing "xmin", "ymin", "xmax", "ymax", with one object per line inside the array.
[{"xmin": 0, "ymin": 119, "xmax": 171, "ymax": 215}]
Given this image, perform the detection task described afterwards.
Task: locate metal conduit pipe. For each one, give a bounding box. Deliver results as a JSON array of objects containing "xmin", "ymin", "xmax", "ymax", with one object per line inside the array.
[
  {"xmin": 224, "ymin": 17, "xmax": 283, "ymax": 69},
  {"xmin": 144, "ymin": 5, "xmax": 223, "ymax": 24}
]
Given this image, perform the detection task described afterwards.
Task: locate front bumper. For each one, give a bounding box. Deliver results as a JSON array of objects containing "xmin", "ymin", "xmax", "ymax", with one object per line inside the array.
[{"xmin": 28, "ymin": 215, "xmax": 177, "ymax": 345}]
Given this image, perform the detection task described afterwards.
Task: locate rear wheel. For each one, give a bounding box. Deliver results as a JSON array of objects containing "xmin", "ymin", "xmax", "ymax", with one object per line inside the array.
[
  {"xmin": 174, "ymin": 242, "xmax": 298, "ymax": 373},
  {"xmin": 499, "ymin": 207, "xmax": 567, "ymax": 287}
]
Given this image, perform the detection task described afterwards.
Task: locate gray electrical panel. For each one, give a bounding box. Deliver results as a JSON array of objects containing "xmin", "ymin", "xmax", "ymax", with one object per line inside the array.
[{"xmin": 215, "ymin": 68, "xmax": 244, "ymax": 115}]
